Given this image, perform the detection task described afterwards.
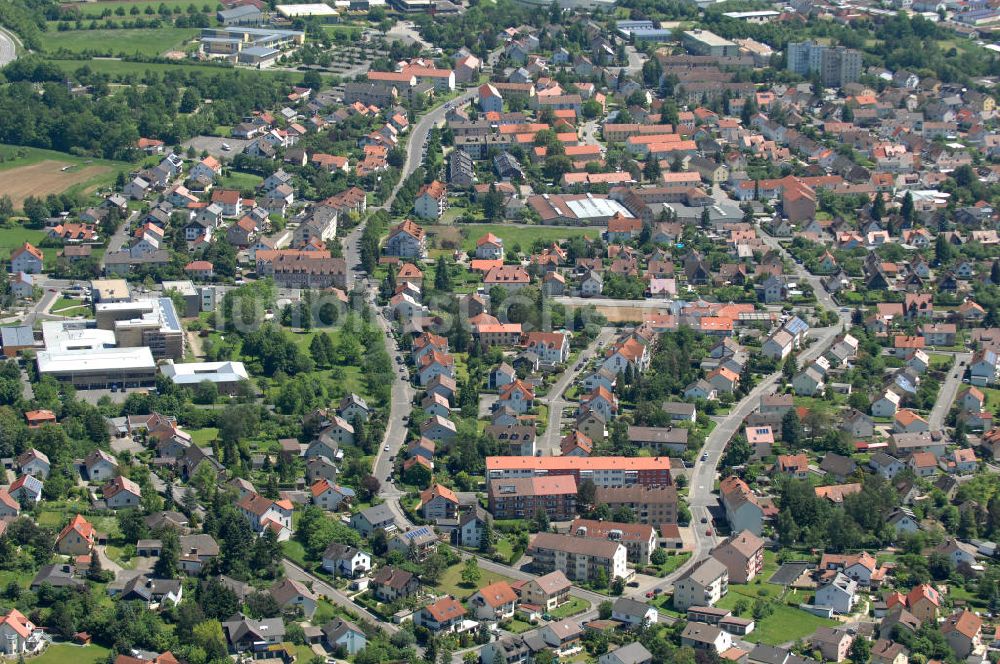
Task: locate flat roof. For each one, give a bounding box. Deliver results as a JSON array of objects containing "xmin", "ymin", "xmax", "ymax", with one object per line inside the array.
[
  {"xmin": 565, "ymin": 197, "xmax": 632, "ymax": 219},
  {"xmin": 683, "ymin": 29, "xmax": 736, "ymax": 47},
  {"xmin": 91, "ymin": 279, "xmax": 129, "ymax": 300},
  {"xmin": 722, "ymin": 10, "xmax": 780, "ymax": 17},
  {"xmin": 277, "ymin": 2, "xmax": 338, "ymax": 15},
  {"xmin": 42, "ymin": 321, "xmax": 116, "ymax": 352},
  {"xmin": 105, "ymin": 298, "xmax": 182, "ymax": 334},
  {"xmin": 37, "ymin": 347, "xmax": 156, "ymax": 375},
  {"xmin": 241, "ymin": 46, "xmax": 280, "ymax": 57},
  {"xmin": 160, "ymin": 361, "xmax": 249, "ymax": 384},
  {"xmin": 161, "ymin": 280, "xmax": 198, "ymax": 297}
]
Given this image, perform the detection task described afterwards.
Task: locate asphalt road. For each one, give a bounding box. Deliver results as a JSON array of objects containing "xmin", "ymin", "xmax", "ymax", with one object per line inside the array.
[
  {"xmin": 537, "ymin": 327, "xmax": 616, "ymax": 454},
  {"xmin": 283, "ymin": 559, "xmax": 400, "ymax": 634},
  {"xmin": 929, "ymin": 351, "xmax": 972, "ymax": 430},
  {"xmin": 0, "ymin": 28, "xmax": 19, "ymax": 68}
]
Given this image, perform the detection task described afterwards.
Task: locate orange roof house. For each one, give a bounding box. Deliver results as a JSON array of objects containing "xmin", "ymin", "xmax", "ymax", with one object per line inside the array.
[{"xmin": 25, "ymin": 410, "xmax": 56, "ymax": 427}]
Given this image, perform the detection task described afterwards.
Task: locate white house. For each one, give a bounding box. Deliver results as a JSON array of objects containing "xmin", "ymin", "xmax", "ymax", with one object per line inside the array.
[
  {"xmin": 814, "ymin": 573, "xmax": 858, "ymax": 614},
  {"xmin": 871, "ymin": 390, "xmax": 901, "ymax": 417}
]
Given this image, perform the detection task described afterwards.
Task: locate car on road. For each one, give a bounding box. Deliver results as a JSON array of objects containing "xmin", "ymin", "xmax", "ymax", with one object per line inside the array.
[
  {"xmin": 700, "ymin": 516, "xmax": 708, "ymax": 523},
  {"xmin": 653, "ymin": 588, "xmax": 662, "ymax": 595},
  {"xmin": 705, "ymin": 529, "xmax": 713, "ymax": 536},
  {"xmin": 701, "ymin": 453, "xmax": 708, "ymax": 461},
  {"xmin": 627, "ymin": 581, "xmax": 639, "ymax": 587},
  {"xmin": 646, "ymin": 592, "xmax": 654, "ymax": 598},
  {"xmin": 384, "ymin": 445, "xmax": 390, "ymax": 452},
  {"xmin": 221, "ymin": 143, "xmax": 231, "ymax": 151}
]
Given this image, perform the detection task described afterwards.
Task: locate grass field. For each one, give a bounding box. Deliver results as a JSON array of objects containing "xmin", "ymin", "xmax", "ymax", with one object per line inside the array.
[
  {"xmin": 218, "ymin": 170, "xmax": 263, "ymax": 191},
  {"xmin": 43, "ymin": 57, "xmax": 303, "ymax": 81},
  {"xmin": 929, "ymin": 353, "xmax": 954, "ymax": 370},
  {"xmin": 549, "ymin": 596, "xmax": 589, "ymax": 618},
  {"xmin": 38, "ymin": 27, "xmax": 199, "ymax": 56},
  {"xmin": 32, "ymin": 644, "xmax": 113, "ymax": 664},
  {"xmin": 432, "ymin": 562, "xmax": 514, "ymax": 600},
  {"xmin": 189, "ymin": 427, "xmax": 219, "ymax": 444},
  {"xmin": 0, "ymin": 144, "xmax": 130, "ymax": 207},
  {"xmin": 980, "ymin": 386, "xmax": 1000, "ymax": 415},
  {"xmin": 51, "ymin": 296, "xmax": 92, "ymax": 316},
  {"xmin": 425, "ymin": 223, "xmax": 599, "ymax": 253}
]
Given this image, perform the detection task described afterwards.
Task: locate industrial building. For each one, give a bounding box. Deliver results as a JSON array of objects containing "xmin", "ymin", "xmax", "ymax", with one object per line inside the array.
[
  {"xmin": 276, "ymin": 3, "xmax": 339, "ymax": 20},
  {"xmin": 681, "ymin": 30, "xmax": 739, "ymax": 58}
]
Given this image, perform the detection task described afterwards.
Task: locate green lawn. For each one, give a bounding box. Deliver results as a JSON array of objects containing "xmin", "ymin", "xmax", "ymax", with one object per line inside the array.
[
  {"xmin": 549, "ymin": 596, "xmax": 590, "ymax": 619},
  {"xmin": 218, "ymin": 170, "xmax": 263, "ymax": 192},
  {"xmin": 715, "ymin": 580, "xmax": 836, "ymax": 645},
  {"xmin": 32, "ymin": 644, "xmax": 112, "ymax": 664},
  {"xmin": 51, "ymin": 295, "xmax": 90, "ymax": 314},
  {"xmin": 0, "ymin": 225, "xmax": 50, "ymax": 264},
  {"xmin": 188, "ymin": 427, "xmax": 219, "ymax": 445},
  {"xmin": 432, "ymin": 562, "xmax": 514, "ymax": 600},
  {"xmin": 38, "ymin": 27, "xmax": 199, "ymax": 56},
  {"xmin": 506, "ymin": 617, "xmax": 537, "ymax": 633},
  {"xmin": 929, "ymin": 353, "xmax": 954, "ymax": 370},
  {"xmin": 282, "ymin": 539, "xmax": 308, "ymax": 567},
  {"xmin": 652, "ymin": 552, "xmax": 691, "ymax": 577},
  {"xmin": 979, "ymin": 386, "xmax": 1000, "ymax": 415},
  {"xmin": 42, "ymin": 57, "xmax": 304, "ymax": 81},
  {"xmin": 425, "ymin": 223, "xmax": 599, "ymax": 254}
]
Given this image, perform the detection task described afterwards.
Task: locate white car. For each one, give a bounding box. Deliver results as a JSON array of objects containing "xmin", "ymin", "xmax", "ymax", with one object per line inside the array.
[{"xmin": 384, "ymin": 445, "xmax": 390, "ymax": 452}]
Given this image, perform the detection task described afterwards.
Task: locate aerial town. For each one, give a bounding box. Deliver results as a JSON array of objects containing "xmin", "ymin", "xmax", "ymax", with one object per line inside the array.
[{"xmin": 0, "ymin": 0, "xmax": 998, "ymax": 662}]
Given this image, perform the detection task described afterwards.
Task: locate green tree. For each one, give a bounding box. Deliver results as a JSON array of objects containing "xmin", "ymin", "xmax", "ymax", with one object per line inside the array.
[
  {"xmin": 153, "ymin": 527, "xmax": 180, "ymax": 578},
  {"xmin": 434, "ymin": 255, "xmax": 452, "ymax": 292},
  {"xmin": 849, "ymin": 636, "xmax": 870, "ymax": 663},
  {"xmin": 533, "ymin": 508, "xmax": 549, "ymax": 532},
  {"xmin": 194, "ymin": 379, "xmax": 218, "ymax": 405},
  {"xmin": 460, "ymin": 557, "xmax": 481, "ymax": 586},
  {"xmin": 782, "ymin": 408, "xmax": 802, "ymax": 448},
  {"xmin": 901, "ymin": 191, "xmax": 914, "ymax": 225},
  {"xmin": 192, "ymin": 620, "xmax": 228, "ymax": 661},
  {"xmin": 935, "ymin": 233, "xmax": 955, "ymax": 265}
]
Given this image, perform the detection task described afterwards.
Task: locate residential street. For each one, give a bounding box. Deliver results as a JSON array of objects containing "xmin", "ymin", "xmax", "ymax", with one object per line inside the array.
[
  {"xmin": 537, "ymin": 327, "xmax": 616, "ymax": 454},
  {"xmin": 929, "ymin": 351, "xmax": 971, "ymax": 430},
  {"xmin": 282, "ymin": 559, "xmax": 400, "ymax": 634}
]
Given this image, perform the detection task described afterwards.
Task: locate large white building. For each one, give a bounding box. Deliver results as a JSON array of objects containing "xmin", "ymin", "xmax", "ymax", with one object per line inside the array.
[{"xmin": 160, "ymin": 360, "xmax": 250, "ymax": 395}]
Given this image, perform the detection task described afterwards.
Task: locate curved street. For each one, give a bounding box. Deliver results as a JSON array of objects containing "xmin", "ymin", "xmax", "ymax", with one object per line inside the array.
[{"xmin": 0, "ymin": 27, "xmax": 20, "ymax": 68}]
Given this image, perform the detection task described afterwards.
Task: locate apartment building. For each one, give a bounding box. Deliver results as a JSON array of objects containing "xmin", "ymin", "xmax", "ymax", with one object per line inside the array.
[
  {"xmin": 593, "ymin": 485, "xmax": 678, "ymax": 527},
  {"xmin": 488, "ymin": 476, "xmax": 577, "ymax": 520},
  {"xmin": 528, "ymin": 532, "xmax": 628, "ymax": 582},
  {"xmin": 485, "ymin": 456, "xmax": 672, "ymax": 487},
  {"xmin": 568, "ymin": 518, "xmax": 658, "ymax": 565},
  {"xmin": 673, "ymin": 558, "xmax": 729, "ymax": 610}
]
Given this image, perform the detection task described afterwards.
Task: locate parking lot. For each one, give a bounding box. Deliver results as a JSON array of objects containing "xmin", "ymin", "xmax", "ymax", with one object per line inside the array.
[{"xmin": 181, "ymin": 135, "xmax": 252, "ymax": 159}]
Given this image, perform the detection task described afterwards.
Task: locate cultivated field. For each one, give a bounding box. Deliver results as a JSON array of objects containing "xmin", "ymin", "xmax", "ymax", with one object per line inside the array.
[{"xmin": 1, "ymin": 160, "xmax": 113, "ymax": 206}]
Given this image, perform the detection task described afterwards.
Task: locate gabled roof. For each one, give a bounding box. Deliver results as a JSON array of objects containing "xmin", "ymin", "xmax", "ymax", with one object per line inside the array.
[
  {"xmin": 423, "ymin": 596, "xmax": 465, "ymax": 622},
  {"xmin": 476, "ymin": 580, "xmax": 518, "ymax": 607},
  {"xmin": 57, "ymin": 514, "xmax": 95, "ymax": 544}
]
